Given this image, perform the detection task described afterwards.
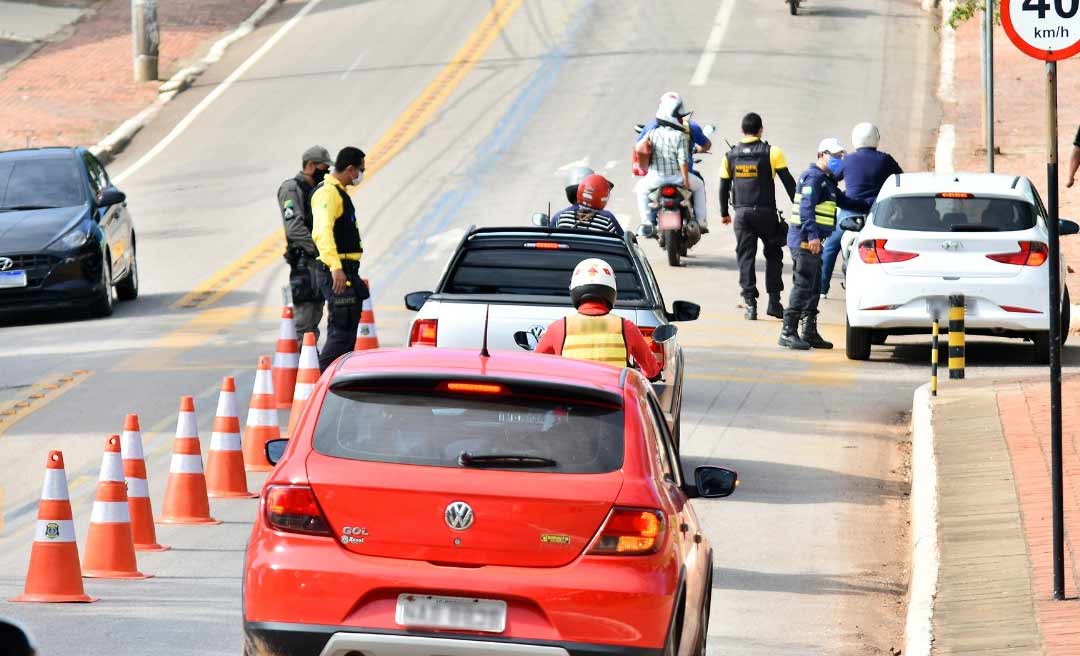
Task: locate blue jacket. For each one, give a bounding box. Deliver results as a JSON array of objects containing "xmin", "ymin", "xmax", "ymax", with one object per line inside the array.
[
  {"xmin": 638, "ymin": 120, "xmax": 709, "ymax": 171},
  {"xmin": 841, "ymin": 147, "xmax": 903, "ymax": 203},
  {"xmin": 788, "ymin": 165, "xmax": 871, "ymax": 249}
]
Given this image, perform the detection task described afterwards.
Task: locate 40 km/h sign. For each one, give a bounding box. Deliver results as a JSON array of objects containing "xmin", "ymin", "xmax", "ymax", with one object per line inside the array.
[{"xmin": 1003, "ymin": 0, "xmax": 1080, "ymax": 60}]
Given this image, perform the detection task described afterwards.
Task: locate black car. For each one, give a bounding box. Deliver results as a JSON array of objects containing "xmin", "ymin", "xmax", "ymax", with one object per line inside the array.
[{"xmin": 0, "ymin": 147, "xmax": 138, "ymax": 317}]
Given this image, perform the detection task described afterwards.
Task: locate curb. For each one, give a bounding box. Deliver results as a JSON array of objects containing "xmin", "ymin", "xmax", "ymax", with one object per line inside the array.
[
  {"xmin": 90, "ymin": 0, "xmax": 283, "ymax": 165},
  {"xmin": 904, "ymin": 383, "xmax": 939, "ymax": 656}
]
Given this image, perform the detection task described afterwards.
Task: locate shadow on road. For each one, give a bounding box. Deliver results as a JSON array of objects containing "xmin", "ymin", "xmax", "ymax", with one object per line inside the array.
[
  {"xmin": 0, "ymin": 291, "xmax": 263, "ymax": 328},
  {"xmin": 712, "ymin": 566, "xmax": 905, "ymax": 597}
]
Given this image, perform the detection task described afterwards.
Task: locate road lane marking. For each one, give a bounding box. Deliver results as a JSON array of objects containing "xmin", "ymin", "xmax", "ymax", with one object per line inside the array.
[
  {"xmin": 340, "ymin": 51, "xmax": 366, "ymax": 80},
  {"xmin": 687, "ymin": 369, "xmax": 856, "ymax": 388},
  {"xmin": 171, "ymin": 233, "xmax": 285, "ymax": 310},
  {"xmin": 0, "ymin": 370, "xmax": 93, "ymax": 437},
  {"xmin": 689, "ymin": 0, "xmax": 735, "ymax": 87}
]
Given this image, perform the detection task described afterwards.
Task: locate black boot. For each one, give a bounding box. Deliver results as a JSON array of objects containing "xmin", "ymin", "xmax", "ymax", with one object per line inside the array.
[
  {"xmin": 778, "ymin": 312, "xmax": 810, "ymax": 350},
  {"xmin": 744, "ymin": 301, "xmax": 758, "ymax": 321},
  {"xmin": 800, "ymin": 313, "xmax": 834, "ymax": 349},
  {"xmin": 766, "ymin": 294, "xmax": 784, "ymax": 319}
]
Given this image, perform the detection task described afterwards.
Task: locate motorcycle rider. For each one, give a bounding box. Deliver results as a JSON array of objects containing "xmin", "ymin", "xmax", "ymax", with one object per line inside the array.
[
  {"xmin": 819, "ymin": 122, "xmax": 903, "ymax": 297},
  {"xmin": 535, "ymin": 258, "xmax": 662, "ymax": 381},
  {"xmin": 780, "ymin": 138, "xmax": 870, "ymax": 350},
  {"xmin": 635, "ymin": 93, "xmax": 708, "ymax": 235},
  {"xmin": 553, "ymin": 173, "xmax": 623, "ymax": 235},
  {"xmin": 278, "ymin": 145, "xmax": 332, "ymax": 345}
]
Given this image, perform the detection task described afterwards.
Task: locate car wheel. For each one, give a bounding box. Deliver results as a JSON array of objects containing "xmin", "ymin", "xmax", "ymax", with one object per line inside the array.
[
  {"xmin": 116, "ymin": 249, "xmax": 139, "ymax": 301},
  {"xmin": 90, "ymin": 253, "xmax": 115, "ymax": 318},
  {"xmin": 845, "ymin": 315, "xmax": 871, "ymax": 360},
  {"xmin": 1062, "ymin": 287, "xmax": 1071, "ymax": 345}
]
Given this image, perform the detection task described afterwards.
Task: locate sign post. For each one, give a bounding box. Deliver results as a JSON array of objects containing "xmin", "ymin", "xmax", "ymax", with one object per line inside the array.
[{"xmin": 1002, "ymin": 0, "xmax": 1080, "ymax": 601}]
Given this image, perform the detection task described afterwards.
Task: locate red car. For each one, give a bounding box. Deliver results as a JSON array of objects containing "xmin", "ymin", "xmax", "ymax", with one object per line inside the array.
[{"xmin": 243, "ymin": 347, "xmax": 737, "ymax": 656}]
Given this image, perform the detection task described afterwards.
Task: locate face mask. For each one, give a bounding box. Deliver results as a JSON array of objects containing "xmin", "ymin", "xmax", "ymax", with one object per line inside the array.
[
  {"xmin": 312, "ymin": 168, "xmax": 328, "ymax": 185},
  {"xmin": 826, "ymin": 155, "xmax": 843, "ymax": 176},
  {"xmin": 352, "ymin": 169, "xmax": 365, "ymax": 186}
]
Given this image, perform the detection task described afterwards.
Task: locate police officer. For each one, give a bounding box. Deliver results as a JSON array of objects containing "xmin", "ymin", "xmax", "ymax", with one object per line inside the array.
[
  {"xmin": 311, "ymin": 146, "xmax": 368, "ymax": 370},
  {"xmin": 780, "ymin": 138, "xmax": 870, "ymax": 350},
  {"xmin": 719, "ymin": 113, "xmax": 798, "ymax": 321},
  {"xmin": 278, "ymin": 145, "xmax": 332, "ymax": 345}
]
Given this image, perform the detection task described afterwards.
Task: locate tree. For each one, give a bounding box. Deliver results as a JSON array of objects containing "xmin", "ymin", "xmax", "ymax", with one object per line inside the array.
[{"xmin": 948, "ymin": 0, "xmax": 1001, "ymax": 29}]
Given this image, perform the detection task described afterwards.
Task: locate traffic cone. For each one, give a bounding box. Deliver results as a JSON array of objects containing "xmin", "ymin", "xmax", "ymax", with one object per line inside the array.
[
  {"xmin": 243, "ymin": 356, "xmax": 280, "ymax": 472},
  {"xmin": 206, "ymin": 377, "xmax": 255, "ymax": 498},
  {"xmin": 272, "ymin": 306, "xmax": 300, "ymax": 409},
  {"xmin": 287, "ymin": 333, "xmax": 320, "ymax": 437},
  {"xmin": 354, "ymin": 278, "xmax": 380, "ymax": 351},
  {"xmin": 82, "ymin": 434, "xmax": 149, "ymax": 579},
  {"xmin": 159, "ymin": 396, "xmax": 221, "ymax": 525},
  {"xmin": 120, "ymin": 414, "xmax": 169, "ymax": 552},
  {"xmin": 10, "ymin": 451, "xmax": 96, "ymax": 603}
]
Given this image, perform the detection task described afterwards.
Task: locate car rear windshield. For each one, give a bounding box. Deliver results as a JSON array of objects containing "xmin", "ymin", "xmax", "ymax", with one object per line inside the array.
[
  {"xmin": 443, "ymin": 245, "xmax": 646, "ymax": 301},
  {"xmin": 313, "ymin": 389, "xmax": 625, "ymax": 474},
  {"xmin": 873, "ymin": 195, "xmax": 1036, "ymax": 232},
  {"xmin": 0, "ymin": 156, "xmax": 86, "ymax": 210}
]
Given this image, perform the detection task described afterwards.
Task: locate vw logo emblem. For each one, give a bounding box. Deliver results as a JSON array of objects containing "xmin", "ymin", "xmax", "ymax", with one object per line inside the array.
[
  {"xmin": 529, "ymin": 325, "xmax": 546, "ymax": 341},
  {"xmin": 0, "ymin": 257, "xmax": 12, "ymax": 272},
  {"xmin": 444, "ymin": 501, "xmax": 474, "ymax": 531}
]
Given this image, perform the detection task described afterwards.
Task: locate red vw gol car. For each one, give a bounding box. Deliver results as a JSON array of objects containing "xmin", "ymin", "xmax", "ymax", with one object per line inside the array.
[{"xmin": 243, "ymin": 347, "xmax": 737, "ymax": 656}]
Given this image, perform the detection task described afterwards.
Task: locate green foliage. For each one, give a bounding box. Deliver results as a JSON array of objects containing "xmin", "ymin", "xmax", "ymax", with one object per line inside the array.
[{"xmin": 948, "ymin": 0, "xmax": 1001, "ymax": 29}]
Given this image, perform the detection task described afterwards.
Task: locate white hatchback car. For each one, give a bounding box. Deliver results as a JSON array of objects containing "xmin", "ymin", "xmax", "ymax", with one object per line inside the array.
[{"xmin": 844, "ymin": 172, "xmax": 1077, "ymax": 362}]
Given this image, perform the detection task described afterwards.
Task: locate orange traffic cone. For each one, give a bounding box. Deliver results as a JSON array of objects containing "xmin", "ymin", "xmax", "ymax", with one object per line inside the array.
[
  {"xmin": 120, "ymin": 414, "xmax": 169, "ymax": 551},
  {"xmin": 354, "ymin": 279, "xmax": 380, "ymax": 351},
  {"xmin": 10, "ymin": 451, "xmax": 96, "ymax": 603},
  {"xmin": 287, "ymin": 333, "xmax": 320, "ymax": 437},
  {"xmin": 206, "ymin": 377, "xmax": 255, "ymax": 498},
  {"xmin": 272, "ymin": 306, "xmax": 300, "ymax": 409},
  {"xmin": 243, "ymin": 356, "xmax": 280, "ymax": 472},
  {"xmin": 83, "ymin": 435, "xmax": 149, "ymax": 579},
  {"xmin": 159, "ymin": 396, "xmax": 221, "ymax": 525}
]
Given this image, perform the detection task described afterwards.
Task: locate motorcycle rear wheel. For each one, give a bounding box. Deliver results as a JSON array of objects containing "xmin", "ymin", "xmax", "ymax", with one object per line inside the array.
[{"xmin": 665, "ymin": 229, "xmax": 682, "ymax": 267}]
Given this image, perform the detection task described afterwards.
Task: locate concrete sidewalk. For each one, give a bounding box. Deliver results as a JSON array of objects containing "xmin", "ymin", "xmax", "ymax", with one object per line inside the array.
[{"xmin": 923, "ymin": 377, "xmax": 1080, "ymax": 654}]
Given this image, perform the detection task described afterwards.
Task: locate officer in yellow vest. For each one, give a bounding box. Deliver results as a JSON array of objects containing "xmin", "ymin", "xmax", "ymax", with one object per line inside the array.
[{"xmin": 534, "ymin": 258, "xmax": 662, "ymax": 380}]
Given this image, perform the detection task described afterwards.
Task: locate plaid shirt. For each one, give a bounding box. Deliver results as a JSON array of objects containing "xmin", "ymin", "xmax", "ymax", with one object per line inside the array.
[{"xmin": 647, "ymin": 125, "xmax": 690, "ymax": 177}]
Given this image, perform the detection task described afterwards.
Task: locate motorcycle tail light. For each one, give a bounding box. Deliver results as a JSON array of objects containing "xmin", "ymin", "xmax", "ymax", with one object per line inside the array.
[
  {"xmin": 409, "ymin": 319, "xmax": 438, "ymax": 346},
  {"xmin": 660, "ymin": 186, "xmax": 678, "ymax": 198}
]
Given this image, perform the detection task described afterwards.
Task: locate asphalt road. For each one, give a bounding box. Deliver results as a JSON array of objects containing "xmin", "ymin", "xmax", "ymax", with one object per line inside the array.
[{"xmin": 0, "ymin": 0, "xmax": 1066, "ymax": 654}]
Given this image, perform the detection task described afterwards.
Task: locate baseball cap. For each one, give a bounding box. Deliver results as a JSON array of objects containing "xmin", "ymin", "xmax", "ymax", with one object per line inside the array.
[
  {"xmin": 302, "ymin": 145, "xmax": 333, "ymax": 167},
  {"xmin": 817, "ymin": 138, "xmax": 845, "ymax": 155}
]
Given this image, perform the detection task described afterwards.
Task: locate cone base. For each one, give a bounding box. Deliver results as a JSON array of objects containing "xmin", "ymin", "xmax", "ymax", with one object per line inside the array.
[
  {"xmin": 134, "ymin": 543, "xmax": 171, "ymax": 552},
  {"xmin": 245, "ymin": 464, "xmax": 273, "ymax": 472},
  {"xmin": 208, "ymin": 490, "xmax": 257, "ymax": 499},
  {"xmin": 83, "ymin": 570, "xmax": 151, "ymax": 580},
  {"xmin": 157, "ymin": 516, "xmax": 222, "ymax": 525},
  {"xmin": 10, "ymin": 593, "xmax": 97, "ymax": 603}
]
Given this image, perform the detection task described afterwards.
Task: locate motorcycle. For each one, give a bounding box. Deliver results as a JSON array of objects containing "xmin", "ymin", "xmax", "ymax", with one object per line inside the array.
[{"xmin": 788, "ymin": 0, "xmax": 800, "ymax": 15}]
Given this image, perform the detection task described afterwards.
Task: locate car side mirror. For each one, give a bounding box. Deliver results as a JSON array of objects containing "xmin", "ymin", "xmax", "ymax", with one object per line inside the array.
[
  {"xmin": 1060, "ymin": 219, "xmax": 1080, "ymax": 236},
  {"xmin": 404, "ymin": 291, "xmax": 432, "ymax": 312},
  {"xmin": 668, "ymin": 300, "xmax": 700, "ymax": 322},
  {"xmin": 692, "ymin": 466, "xmax": 738, "ymax": 498},
  {"xmin": 265, "ymin": 438, "xmax": 289, "ymax": 465},
  {"xmin": 531, "ymin": 212, "xmax": 550, "ymax": 227},
  {"xmin": 636, "ymin": 224, "xmax": 656, "ymax": 238},
  {"xmin": 838, "ymin": 215, "xmax": 865, "ymax": 232},
  {"xmin": 651, "ymin": 324, "xmax": 677, "ymax": 343},
  {"xmin": 97, "ymin": 187, "xmax": 126, "ymax": 208},
  {"xmin": 513, "ymin": 331, "xmax": 534, "ymax": 351}
]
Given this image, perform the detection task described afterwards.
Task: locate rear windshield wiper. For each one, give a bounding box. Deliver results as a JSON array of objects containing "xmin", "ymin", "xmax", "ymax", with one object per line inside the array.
[
  {"xmin": 0, "ymin": 204, "xmax": 61, "ymax": 212},
  {"xmin": 950, "ymin": 225, "xmax": 1001, "ymax": 232},
  {"xmin": 458, "ymin": 452, "xmax": 557, "ymax": 468}
]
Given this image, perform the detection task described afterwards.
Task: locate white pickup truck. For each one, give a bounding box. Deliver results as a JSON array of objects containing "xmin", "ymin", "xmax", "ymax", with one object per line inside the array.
[{"xmin": 404, "ymin": 226, "xmax": 700, "ymax": 444}]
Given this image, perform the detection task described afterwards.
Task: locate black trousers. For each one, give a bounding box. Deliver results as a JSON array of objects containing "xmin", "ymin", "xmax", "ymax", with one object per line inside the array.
[
  {"xmin": 733, "ymin": 207, "xmax": 785, "ymax": 302},
  {"xmin": 787, "ymin": 247, "xmax": 822, "ymax": 317},
  {"xmin": 316, "ymin": 261, "xmax": 369, "ymax": 371}
]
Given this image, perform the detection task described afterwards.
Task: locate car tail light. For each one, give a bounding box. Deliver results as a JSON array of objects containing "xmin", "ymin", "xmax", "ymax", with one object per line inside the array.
[
  {"xmin": 589, "ymin": 508, "xmax": 665, "ymax": 555},
  {"xmin": 441, "ymin": 381, "xmax": 506, "ymax": 394},
  {"xmin": 524, "ymin": 241, "xmax": 569, "ymax": 250},
  {"xmin": 265, "ymin": 485, "xmax": 332, "ymax": 536},
  {"xmin": 1001, "ymin": 305, "xmax": 1042, "ymax": 314},
  {"xmin": 987, "ymin": 241, "xmax": 1047, "ymax": 266},
  {"xmin": 660, "ymin": 186, "xmax": 678, "ymax": 198},
  {"xmin": 937, "ymin": 192, "xmax": 974, "ymax": 199},
  {"xmin": 409, "ymin": 319, "xmax": 438, "ymax": 346},
  {"xmin": 638, "ymin": 326, "xmax": 665, "ymax": 369},
  {"xmin": 858, "ymin": 239, "xmax": 919, "ymax": 264}
]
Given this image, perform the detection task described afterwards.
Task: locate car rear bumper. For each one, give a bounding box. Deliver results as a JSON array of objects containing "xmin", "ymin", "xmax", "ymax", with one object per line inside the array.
[
  {"xmin": 245, "ymin": 622, "xmax": 664, "ymax": 656},
  {"xmin": 847, "ymin": 296, "xmax": 1049, "ymax": 332}
]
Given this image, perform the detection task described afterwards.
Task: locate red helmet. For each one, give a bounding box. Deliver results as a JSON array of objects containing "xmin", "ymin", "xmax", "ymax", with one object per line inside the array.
[{"xmin": 577, "ymin": 174, "xmax": 612, "ymax": 210}]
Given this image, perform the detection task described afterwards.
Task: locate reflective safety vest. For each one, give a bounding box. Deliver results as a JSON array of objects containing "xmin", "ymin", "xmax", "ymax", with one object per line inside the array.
[
  {"xmin": 789, "ymin": 177, "xmax": 838, "ymax": 230},
  {"xmin": 561, "ymin": 313, "xmax": 628, "ymax": 368}
]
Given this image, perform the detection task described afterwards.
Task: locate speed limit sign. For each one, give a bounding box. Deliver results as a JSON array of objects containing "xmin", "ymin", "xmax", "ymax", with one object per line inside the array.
[{"xmin": 1003, "ymin": 0, "xmax": 1080, "ymax": 60}]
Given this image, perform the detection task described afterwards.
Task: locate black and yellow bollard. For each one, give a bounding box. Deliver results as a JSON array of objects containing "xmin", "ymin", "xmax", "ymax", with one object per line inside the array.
[
  {"xmin": 948, "ymin": 294, "xmax": 966, "ymax": 379},
  {"xmin": 931, "ymin": 319, "xmax": 939, "ymax": 396}
]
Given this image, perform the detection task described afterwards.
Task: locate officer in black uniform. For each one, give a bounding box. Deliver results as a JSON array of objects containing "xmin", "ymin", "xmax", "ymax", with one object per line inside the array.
[
  {"xmin": 278, "ymin": 145, "xmax": 332, "ymax": 345},
  {"xmin": 310, "ymin": 147, "xmax": 369, "ymax": 370},
  {"xmin": 719, "ymin": 113, "xmax": 798, "ymax": 321}
]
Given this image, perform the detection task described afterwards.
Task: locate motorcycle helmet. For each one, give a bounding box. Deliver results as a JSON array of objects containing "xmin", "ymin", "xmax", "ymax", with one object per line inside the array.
[
  {"xmin": 565, "ymin": 166, "xmax": 595, "ymax": 205},
  {"xmin": 569, "ymin": 258, "xmax": 618, "ymax": 309},
  {"xmin": 577, "ymin": 174, "xmax": 612, "ymax": 210},
  {"xmin": 656, "ymin": 91, "xmax": 692, "ymax": 122},
  {"xmin": 0, "ymin": 617, "xmax": 37, "ymax": 656},
  {"xmin": 851, "ymin": 122, "xmax": 880, "ymax": 149}
]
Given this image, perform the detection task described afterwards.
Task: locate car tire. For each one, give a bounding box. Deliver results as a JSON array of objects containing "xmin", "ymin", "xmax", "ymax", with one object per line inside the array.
[
  {"xmin": 116, "ymin": 248, "xmax": 139, "ymax": 301},
  {"xmin": 90, "ymin": 253, "xmax": 115, "ymax": 318},
  {"xmin": 1063, "ymin": 287, "xmax": 1071, "ymax": 345},
  {"xmin": 845, "ymin": 315, "xmax": 871, "ymax": 360},
  {"xmin": 871, "ymin": 331, "xmax": 888, "ymax": 346}
]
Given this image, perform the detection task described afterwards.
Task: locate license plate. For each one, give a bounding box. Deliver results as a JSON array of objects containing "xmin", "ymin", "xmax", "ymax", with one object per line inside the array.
[
  {"xmin": 0, "ymin": 270, "xmax": 27, "ymax": 288},
  {"xmin": 658, "ymin": 211, "xmax": 682, "ymax": 231},
  {"xmin": 395, "ymin": 594, "xmax": 507, "ymax": 633},
  {"xmin": 926, "ymin": 297, "xmax": 975, "ymax": 318}
]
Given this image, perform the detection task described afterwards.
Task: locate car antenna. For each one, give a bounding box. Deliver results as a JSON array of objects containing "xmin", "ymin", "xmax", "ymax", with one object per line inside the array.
[{"xmin": 480, "ymin": 304, "xmax": 491, "ymax": 358}]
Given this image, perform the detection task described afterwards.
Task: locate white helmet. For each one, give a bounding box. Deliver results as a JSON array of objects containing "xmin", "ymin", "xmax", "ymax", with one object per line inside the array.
[
  {"xmin": 656, "ymin": 91, "xmax": 691, "ymax": 122},
  {"xmin": 569, "ymin": 258, "xmax": 617, "ymax": 309},
  {"xmin": 851, "ymin": 122, "xmax": 880, "ymax": 149}
]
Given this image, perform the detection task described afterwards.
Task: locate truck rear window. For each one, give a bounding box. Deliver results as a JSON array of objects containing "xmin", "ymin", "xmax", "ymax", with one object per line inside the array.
[
  {"xmin": 313, "ymin": 390, "xmax": 625, "ymax": 474},
  {"xmin": 874, "ymin": 196, "xmax": 1036, "ymax": 232},
  {"xmin": 443, "ymin": 247, "xmax": 645, "ymax": 301}
]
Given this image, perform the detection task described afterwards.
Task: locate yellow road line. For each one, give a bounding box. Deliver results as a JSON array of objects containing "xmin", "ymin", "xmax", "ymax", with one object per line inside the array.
[
  {"xmin": 687, "ymin": 368, "xmax": 857, "ymax": 388},
  {"xmin": 0, "ymin": 370, "xmax": 93, "ymax": 437},
  {"xmin": 112, "ymin": 307, "xmax": 257, "ymax": 372}
]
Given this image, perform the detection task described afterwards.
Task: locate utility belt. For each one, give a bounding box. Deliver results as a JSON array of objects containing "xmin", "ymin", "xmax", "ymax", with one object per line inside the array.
[
  {"xmin": 318, "ymin": 259, "xmax": 369, "ymax": 309},
  {"xmin": 284, "ymin": 245, "xmax": 323, "ymax": 304}
]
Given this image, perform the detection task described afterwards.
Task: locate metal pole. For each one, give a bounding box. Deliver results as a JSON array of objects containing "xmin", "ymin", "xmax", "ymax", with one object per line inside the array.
[
  {"xmin": 131, "ymin": 0, "xmax": 159, "ymax": 83},
  {"xmin": 1046, "ymin": 60, "xmax": 1065, "ymax": 601},
  {"xmin": 931, "ymin": 320, "xmax": 939, "ymax": 396},
  {"xmin": 985, "ymin": 1, "xmax": 995, "ymax": 172},
  {"xmin": 948, "ymin": 295, "xmax": 966, "ymax": 380}
]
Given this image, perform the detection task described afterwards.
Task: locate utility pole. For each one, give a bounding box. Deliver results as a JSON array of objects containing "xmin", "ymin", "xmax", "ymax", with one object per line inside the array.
[
  {"xmin": 984, "ymin": 1, "xmax": 995, "ymax": 172},
  {"xmin": 132, "ymin": 0, "xmax": 159, "ymax": 83}
]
